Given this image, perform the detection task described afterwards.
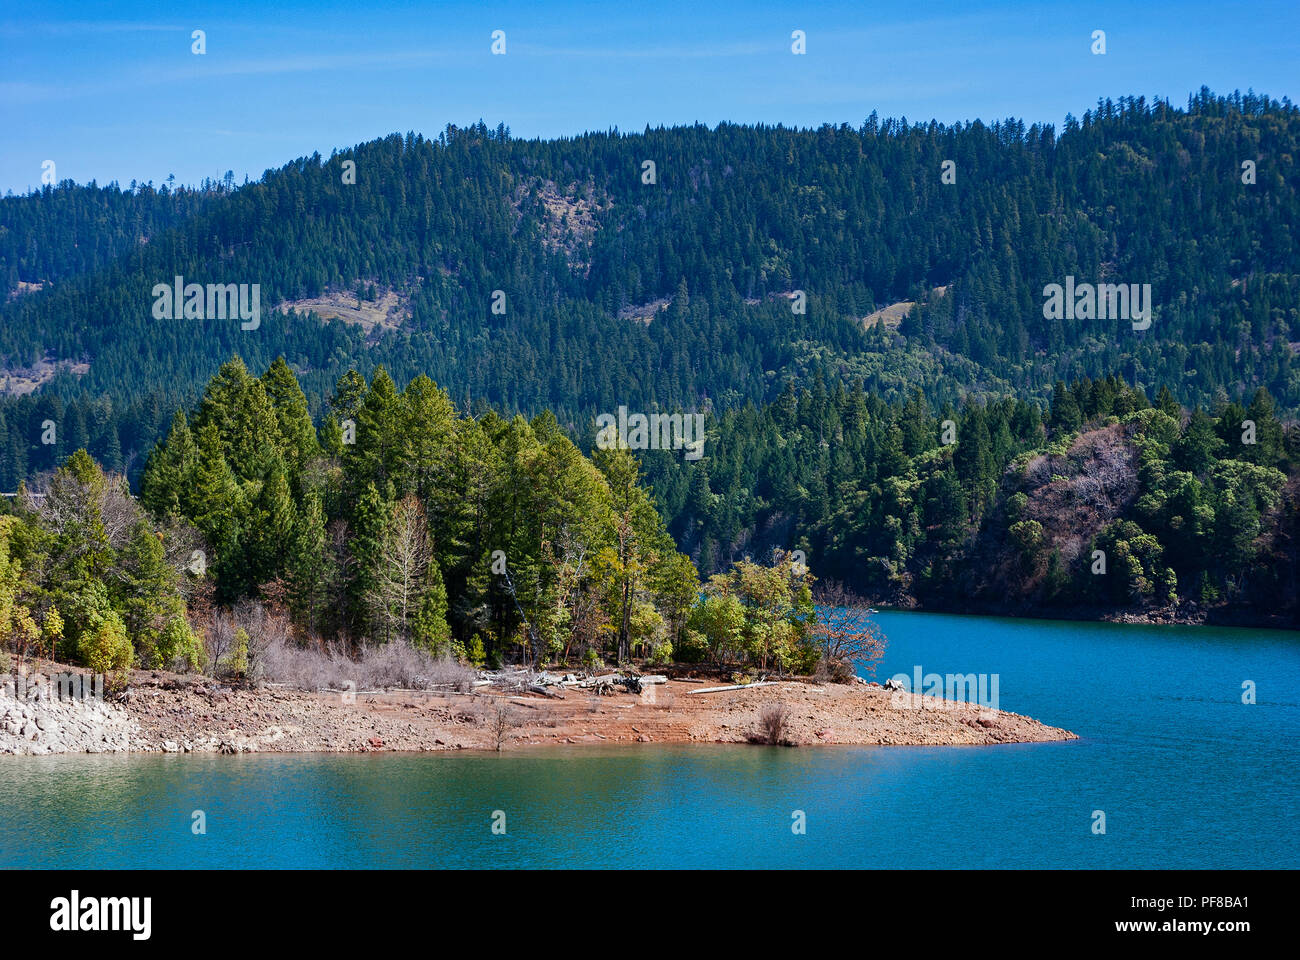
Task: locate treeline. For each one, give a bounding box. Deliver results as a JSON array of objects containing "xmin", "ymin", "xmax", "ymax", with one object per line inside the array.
[
  {"xmin": 4, "ymin": 361, "xmax": 1294, "ymax": 692},
  {"xmin": 4, "ymin": 358, "xmax": 861, "ymax": 683},
  {"xmin": 0, "ymin": 389, "xmax": 178, "ymax": 490},
  {"xmin": 0, "ymin": 450, "xmax": 202, "ymax": 683},
  {"xmin": 132, "ymin": 356, "xmax": 847, "ymax": 672},
  {"xmin": 641, "ymin": 375, "xmax": 1298, "ymax": 623},
  {"xmin": 0, "ymin": 177, "xmax": 217, "ymax": 297},
  {"xmin": 3, "ymin": 89, "xmax": 1299, "ymax": 490}
]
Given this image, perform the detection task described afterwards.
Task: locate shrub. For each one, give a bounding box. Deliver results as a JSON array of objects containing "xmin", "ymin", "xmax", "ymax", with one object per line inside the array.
[
  {"xmin": 258, "ymin": 634, "xmax": 475, "ymax": 693},
  {"xmin": 814, "ymin": 656, "xmax": 855, "ymax": 684},
  {"xmin": 787, "ymin": 639, "xmax": 821, "ymax": 676},
  {"xmin": 80, "ymin": 612, "xmax": 133, "ymax": 688},
  {"xmin": 1006, "ymin": 491, "xmax": 1030, "ymax": 522},
  {"xmin": 159, "ymin": 616, "xmax": 205, "ymax": 673},
  {"xmin": 465, "ymin": 636, "xmax": 487, "ymax": 669},
  {"xmin": 490, "ymin": 702, "xmax": 518, "ymax": 752},
  {"xmin": 757, "ymin": 704, "xmax": 789, "ymax": 746},
  {"xmin": 221, "ymin": 627, "xmax": 250, "ymax": 679},
  {"xmin": 1009, "ymin": 519, "xmax": 1045, "ymax": 559}
]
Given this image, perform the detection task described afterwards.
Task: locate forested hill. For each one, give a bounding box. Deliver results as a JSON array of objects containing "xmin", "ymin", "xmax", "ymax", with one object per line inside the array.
[
  {"xmin": 639, "ymin": 375, "xmax": 1299, "ymax": 625},
  {"xmin": 3, "ymin": 88, "xmax": 1300, "ymax": 491}
]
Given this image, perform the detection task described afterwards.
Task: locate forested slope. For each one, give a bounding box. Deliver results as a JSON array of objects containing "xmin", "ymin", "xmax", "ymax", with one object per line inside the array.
[
  {"xmin": 3, "ymin": 89, "xmax": 1298, "ymax": 490},
  {"xmin": 2, "ymin": 89, "xmax": 1298, "ymax": 626}
]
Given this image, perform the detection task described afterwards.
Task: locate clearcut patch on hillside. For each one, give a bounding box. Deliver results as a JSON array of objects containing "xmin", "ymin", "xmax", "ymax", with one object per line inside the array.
[
  {"xmin": 512, "ymin": 177, "xmax": 610, "ymax": 273},
  {"xmin": 864, "ymin": 286, "xmax": 948, "ymax": 329},
  {"xmin": 279, "ymin": 286, "xmax": 410, "ymax": 339},
  {"xmin": 0, "ymin": 356, "xmax": 90, "ymax": 396},
  {"xmin": 6, "ymin": 280, "xmax": 45, "ymax": 301},
  {"xmin": 617, "ymin": 297, "xmax": 671, "ymax": 325}
]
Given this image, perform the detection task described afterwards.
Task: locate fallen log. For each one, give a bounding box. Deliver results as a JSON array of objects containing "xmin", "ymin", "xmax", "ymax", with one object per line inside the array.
[
  {"xmin": 562, "ymin": 673, "xmax": 622, "ymax": 689},
  {"xmin": 686, "ymin": 681, "xmax": 779, "ymax": 696}
]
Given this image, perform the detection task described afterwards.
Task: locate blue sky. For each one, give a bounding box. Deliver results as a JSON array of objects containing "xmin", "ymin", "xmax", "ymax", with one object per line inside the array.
[{"xmin": 3, "ymin": 0, "xmax": 1297, "ymax": 194}]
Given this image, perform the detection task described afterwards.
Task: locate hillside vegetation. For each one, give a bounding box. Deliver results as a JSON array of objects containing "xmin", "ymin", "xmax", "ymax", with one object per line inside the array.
[{"xmin": 2, "ymin": 89, "xmax": 1298, "ymax": 489}]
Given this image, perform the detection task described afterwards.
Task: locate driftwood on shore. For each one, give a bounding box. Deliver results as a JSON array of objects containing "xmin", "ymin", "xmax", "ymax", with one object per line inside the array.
[
  {"xmin": 557, "ymin": 673, "xmax": 667, "ymax": 690},
  {"xmin": 475, "ymin": 669, "xmax": 674, "ymax": 699},
  {"xmin": 686, "ymin": 681, "xmax": 779, "ymax": 696}
]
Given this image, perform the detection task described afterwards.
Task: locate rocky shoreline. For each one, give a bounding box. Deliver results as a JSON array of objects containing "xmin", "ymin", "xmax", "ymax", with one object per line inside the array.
[
  {"xmin": 1, "ymin": 667, "xmax": 1077, "ymax": 756},
  {"xmin": 2, "ymin": 674, "xmax": 140, "ymax": 755}
]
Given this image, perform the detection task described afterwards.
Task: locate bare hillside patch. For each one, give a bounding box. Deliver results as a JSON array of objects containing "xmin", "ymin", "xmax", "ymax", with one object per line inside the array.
[
  {"xmin": 863, "ymin": 300, "xmax": 914, "ymax": 329},
  {"xmin": 513, "ymin": 177, "xmax": 610, "ymax": 272},
  {"xmin": 279, "ymin": 285, "xmax": 410, "ymax": 339},
  {"xmin": 0, "ymin": 356, "xmax": 90, "ymax": 397},
  {"xmin": 1021, "ymin": 424, "xmax": 1138, "ymax": 564},
  {"xmin": 618, "ymin": 297, "xmax": 671, "ymax": 326}
]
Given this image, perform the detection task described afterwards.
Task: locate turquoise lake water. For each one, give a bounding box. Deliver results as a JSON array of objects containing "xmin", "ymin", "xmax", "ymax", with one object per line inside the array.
[{"xmin": 1, "ymin": 611, "xmax": 1296, "ymax": 868}]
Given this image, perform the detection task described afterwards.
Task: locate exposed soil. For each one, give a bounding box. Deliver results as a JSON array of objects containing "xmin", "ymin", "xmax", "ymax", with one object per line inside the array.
[
  {"xmin": 279, "ymin": 287, "xmax": 410, "ymax": 338},
  {"xmin": 0, "ymin": 356, "xmax": 90, "ymax": 397},
  {"xmin": 92, "ymin": 670, "xmax": 1076, "ymax": 754}
]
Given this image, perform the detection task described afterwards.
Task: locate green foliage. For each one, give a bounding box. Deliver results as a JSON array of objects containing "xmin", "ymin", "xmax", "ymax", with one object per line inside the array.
[
  {"xmin": 1009, "ymin": 520, "xmax": 1045, "ymax": 559},
  {"xmin": 687, "ymin": 593, "xmax": 746, "ymax": 663},
  {"xmin": 692, "ymin": 552, "xmax": 816, "ymax": 672},
  {"xmin": 79, "ymin": 610, "xmax": 133, "ymax": 686},
  {"xmin": 465, "ymin": 636, "xmax": 487, "ymax": 669},
  {"xmin": 6, "ymin": 92, "xmax": 1300, "ymax": 494},
  {"xmin": 222, "ymin": 627, "xmax": 250, "ymax": 679},
  {"xmin": 156, "ymin": 615, "xmax": 204, "ymax": 672},
  {"xmin": 411, "ymin": 562, "xmax": 452, "ymax": 655},
  {"xmin": 646, "ymin": 373, "xmax": 1296, "ymax": 621}
]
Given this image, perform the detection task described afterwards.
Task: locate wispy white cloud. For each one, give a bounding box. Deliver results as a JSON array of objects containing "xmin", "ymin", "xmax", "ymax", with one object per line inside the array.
[
  {"xmin": 193, "ymin": 48, "xmax": 461, "ymax": 78},
  {"xmin": 0, "ymin": 20, "xmax": 181, "ymax": 37},
  {"xmin": 519, "ymin": 41, "xmax": 766, "ymax": 59},
  {"xmin": 1, "ymin": 47, "xmax": 468, "ymax": 103}
]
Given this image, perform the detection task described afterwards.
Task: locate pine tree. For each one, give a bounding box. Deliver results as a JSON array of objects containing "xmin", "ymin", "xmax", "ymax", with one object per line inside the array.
[
  {"xmin": 189, "ymin": 423, "xmax": 244, "ymax": 583},
  {"xmin": 261, "ymin": 356, "xmax": 320, "ymax": 475},
  {"xmin": 286, "ymin": 490, "xmax": 332, "ymax": 636},
  {"xmin": 115, "ymin": 519, "xmax": 180, "ymax": 664},
  {"xmin": 411, "ymin": 560, "xmax": 452, "ymax": 654},
  {"xmin": 347, "ymin": 481, "xmax": 390, "ymax": 638},
  {"xmin": 141, "ymin": 410, "xmax": 197, "ymax": 518},
  {"xmin": 246, "ymin": 459, "xmax": 297, "ymax": 590},
  {"xmin": 1174, "ymin": 408, "xmax": 1226, "ymax": 474},
  {"xmin": 346, "ymin": 367, "xmax": 403, "ymax": 496}
]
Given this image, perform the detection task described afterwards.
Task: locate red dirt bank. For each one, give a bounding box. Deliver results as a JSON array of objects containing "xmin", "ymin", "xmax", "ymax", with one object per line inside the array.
[{"xmin": 110, "ymin": 671, "xmax": 1076, "ymax": 753}]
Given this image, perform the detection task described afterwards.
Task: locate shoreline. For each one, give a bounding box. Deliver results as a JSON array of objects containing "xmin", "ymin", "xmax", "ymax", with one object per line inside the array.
[
  {"xmin": 1, "ymin": 667, "xmax": 1077, "ymax": 756},
  {"xmin": 869, "ymin": 598, "xmax": 1296, "ymax": 631}
]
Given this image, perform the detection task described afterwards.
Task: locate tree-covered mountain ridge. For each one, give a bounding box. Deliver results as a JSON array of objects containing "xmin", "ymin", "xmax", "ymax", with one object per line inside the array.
[
  {"xmin": 640, "ymin": 373, "xmax": 1298, "ymax": 627},
  {"xmin": 2, "ymin": 87, "xmax": 1298, "ymax": 494}
]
